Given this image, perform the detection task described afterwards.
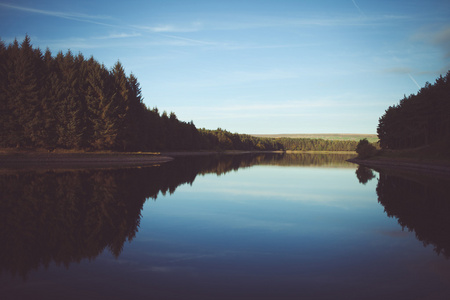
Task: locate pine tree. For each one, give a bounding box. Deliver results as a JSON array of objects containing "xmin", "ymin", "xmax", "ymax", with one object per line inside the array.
[
  {"xmin": 5, "ymin": 36, "xmax": 41, "ymax": 147},
  {"xmin": 40, "ymin": 48, "xmax": 59, "ymax": 147},
  {"xmin": 0, "ymin": 39, "xmax": 8, "ymax": 147},
  {"xmin": 111, "ymin": 61, "xmax": 129, "ymax": 150},
  {"xmin": 86, "ymin": 59, "xmax": 121, "ymax": 149},
  {"xmin": 86, "ymin": 58, "xmax": 108, "ymax": 149},
  {"xmin": 124, "ymin": 73, "xmax": 144, "ymax": 151},
  {"xmin": 54, "ymin": 50, "xmax": 85, "ymax": 149}
]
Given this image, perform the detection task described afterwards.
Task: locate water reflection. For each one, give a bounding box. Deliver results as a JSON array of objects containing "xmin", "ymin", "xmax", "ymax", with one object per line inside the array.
[
  {"xmin": 260, "ymin": 152, "xmax": 356, "ymax": 167},
  {"xmin": 355, "ymin": 165, "xmax": 376, "ymax": 184},
  {"xmin": 355, "ymin": 166, "xmax": 450, "ymax": 258},
  {"xmin": 0, "ymin": 152, "xmax": 354, "ymax": 280}
]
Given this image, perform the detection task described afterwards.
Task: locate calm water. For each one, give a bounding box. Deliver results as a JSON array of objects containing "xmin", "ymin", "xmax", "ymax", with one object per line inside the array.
[{"xmin": 1, "ymin": 153, "xmax": 450, "ymax": 299}]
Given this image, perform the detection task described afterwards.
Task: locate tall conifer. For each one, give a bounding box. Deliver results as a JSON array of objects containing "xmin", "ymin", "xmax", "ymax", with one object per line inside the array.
[
  {"xmin": 111, "ymin": 61, "xmax": 128, "ymax": 150},
  {"xmin": 7, "ymin": 35, "xmax": 41, "ymax": 147},
  {"xmin": 124, "ymin": 73, "xmax": 144, "ymax": 150},
  {"xmin": 54, "ymin": 50, "xmax": 85, "ymax": 148},
  {"xmin": 0, "ymin": 39, "xmax": 8, "ymax": 147},
  {"xmin": 86, "ymin": 58, "xmax": 111, "ymax": 149},
  {"xmin": 39, "ymin": 48, "xmax": 59, "ymax": 147}
]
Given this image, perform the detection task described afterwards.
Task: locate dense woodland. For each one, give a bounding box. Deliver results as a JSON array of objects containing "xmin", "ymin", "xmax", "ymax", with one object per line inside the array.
[
  {"xmin": 377, "ymin": 71, "xmax": 450, "ymax": 151},
  {"xmin": 0, "ymin": 36, "xmax": 358, "ymax": 152}
]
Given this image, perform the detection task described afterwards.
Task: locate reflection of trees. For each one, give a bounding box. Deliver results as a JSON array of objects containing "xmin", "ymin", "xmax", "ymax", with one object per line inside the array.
[
  {"xmin": 0, "ymin": 153, "xmax": 354, "ymax": 280},
  {"xmin": 355, "ymin": 166, "xmax": 376, "ymax": 184},
  {"xmin": 0, "ymin": 169, "xmax": 147, "ymax": 280},
  {"xmin": 375, "ymin": 171, "xmax": 450, "ymax": 258},
  {"xmin": 259, "ymin": 152, "xmax": 356, "ymax": 167}
]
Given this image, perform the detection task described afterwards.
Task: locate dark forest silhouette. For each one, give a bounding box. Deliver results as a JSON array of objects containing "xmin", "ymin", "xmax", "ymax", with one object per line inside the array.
[
  {"xmin": 0, "ymin": 36, "xmax": 359, "ymax": 152},
  {"xmin": 377, "ymin": 71, "xmax": 450, "ymax": 152}
]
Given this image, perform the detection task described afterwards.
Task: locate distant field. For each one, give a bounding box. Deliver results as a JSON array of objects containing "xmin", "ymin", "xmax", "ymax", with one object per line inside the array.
[{"xmin": 252, "ymin": 133, "xmax": 379, "ymax": 143}]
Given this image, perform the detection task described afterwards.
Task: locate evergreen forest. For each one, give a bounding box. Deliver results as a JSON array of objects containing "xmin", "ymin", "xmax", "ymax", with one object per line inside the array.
[
  {"xmin": 0, "ymin": 36, "xmax": 359, "ymax": 152},
  {"xmin": 377, "ymin": 71, "xmax": 450, "ymax": 151}
]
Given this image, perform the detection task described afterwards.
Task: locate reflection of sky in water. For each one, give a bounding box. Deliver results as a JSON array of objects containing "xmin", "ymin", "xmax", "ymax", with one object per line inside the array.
[
  {"xmin": 5, "ymin": 163, "xmax": 450, "ymax": 299},
  {"xmin": 125, "ymin": 165, "xmax": 450, "ymax": 299},
  {"xmin": 142, "ymin": 166, "xmax": 383, "ymax": 232}
]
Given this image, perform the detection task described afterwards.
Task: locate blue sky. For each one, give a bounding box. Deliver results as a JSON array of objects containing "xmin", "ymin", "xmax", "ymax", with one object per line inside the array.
[{"xmin": 1, "ymin": 0, "xmax": 449, "ymax": 134}]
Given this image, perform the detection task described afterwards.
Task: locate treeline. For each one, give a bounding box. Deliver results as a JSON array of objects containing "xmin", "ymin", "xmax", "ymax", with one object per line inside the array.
[
  {"xmin": 377, "ymin": 71, "xmax": 450, "ymax": 150},
  {"xmin": 0, "ymin": 36, "xmax": 202, "ymax": 151},
  {"xmin": 0, "ymin": 36, "xmax": 357, "ymax": 152},
  {"xmin": 277, "ymin": 137, "xmax": 357, "ymax": 151},
  {"xmin": 199, "ymin": 129, "xmax": 358, "ymax": 151}
]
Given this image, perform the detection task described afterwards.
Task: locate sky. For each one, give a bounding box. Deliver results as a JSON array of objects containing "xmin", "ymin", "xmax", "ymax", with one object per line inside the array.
[{"xmin": 1, "ymin": 0, "xmax": 450, "ymax": 134}]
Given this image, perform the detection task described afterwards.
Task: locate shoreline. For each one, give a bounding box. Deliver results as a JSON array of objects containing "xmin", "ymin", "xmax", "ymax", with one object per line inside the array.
[
  {"xmin": 0, "ymin": 152, "xmax": 174, "ymax": 170},
  {"xmin": 347, "ymin": 157, "xmax": 450, "ymax": 175},
  {"xmin": 0, "ymin": 150, "xmax": 356, "ymax": 170},
  {"xmin": 0, "ymin": 150, "xmax": 279, "ymax": 169},
  {"xmin": 3, "ymin": 150, "xmax": 448, "ymax": 174}
]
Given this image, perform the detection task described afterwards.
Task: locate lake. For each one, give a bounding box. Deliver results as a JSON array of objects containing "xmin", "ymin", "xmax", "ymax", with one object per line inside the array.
[{"xmin": 1, "ymin": 153, "xmax": 450, "ymax": 299}]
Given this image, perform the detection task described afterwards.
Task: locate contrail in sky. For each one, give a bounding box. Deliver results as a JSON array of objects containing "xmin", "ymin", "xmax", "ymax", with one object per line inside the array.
[
  {"xmin": 408, "ymin": 73, "xmax": 421, "ymax": 89},
  {"xmin": 351, "ymin": 0, "xmax": 367, "ymax": 18}
]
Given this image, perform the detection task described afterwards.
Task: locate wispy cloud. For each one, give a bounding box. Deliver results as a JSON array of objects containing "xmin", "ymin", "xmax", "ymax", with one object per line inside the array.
[
  {"xmin": 229, "ymin": 70, "xmax": 299, "ymax": 83},
  {"xmin": 382, "ymin": 67, "xmax": 413, "ymax": 74},
  {"xmin": 133, "ymin": 13, "xmax": 409, "ymax": 36},
  {"xmin": 41, "ymin": 34, "xmax": 144, "ymax": 51},
  {"xmin": 0, "ymin": 2, "xmax": 110, "ymax": 19},
  {"xmin": 158, "ymin": 69, "xmax": 299, "ymax": 90},
  {"xmin": 432, "ymin": 26, "xmax": 450, "ymax": 58},
  {"xmin": 157, "ymin": 33, "xmax": 217, "ymax": 46},
  {"xmin": 167, "ymin": 97, "xmax": 383, "ymax": 121},
  {"xmin": 43, "ymin": 37, "xmax": 106, "ymax": 50},
  {"xmin": 413, "ymin": 25, "xmax": 450, "ymax": 58},
  {"xmin": 41, "ymin": 34, "xmax": 215, "ymax": 52},
  {"xmin": 0, "ymin": 1, "xmax": 203, "ymax": 50},
  {"xmin": 0, "ymin": 2, "xmax": 117, "ymax": 27},
  {"xmin": 134, "ymin": 22, "xmax": 203, "ymax": 33},
  {"xmin": 127, "ymin": 13, "xmax": 410, "ymax": 51},
  {"xmin": 206, "ymin": 14, "xmax": 404, "ymax": 30},
  {"xmin": 94, "ymin": 32, "xmax": 142, "ymax": 40},
  {"xmin": 133, "ymin": 23, "xmax": 223, "ymax": 47},
  {"xmin": 0, "ymin": 1, "xmax": 410, "ymax": 52}
]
